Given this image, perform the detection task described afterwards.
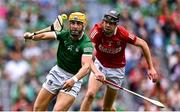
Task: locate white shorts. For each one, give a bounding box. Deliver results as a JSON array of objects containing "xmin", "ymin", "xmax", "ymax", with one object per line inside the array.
[
  {"xmin": 93, "ymin": 59, "xmax": 125, "ymax": 90},
  {"xmin": 42, "ymin": 65, "xmax": 83, "ymax": 98}
]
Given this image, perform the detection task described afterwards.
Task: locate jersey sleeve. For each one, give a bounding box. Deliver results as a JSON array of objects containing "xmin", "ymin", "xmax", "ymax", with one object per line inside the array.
[
  {"xmin": 55, "ymin": 30, "xmax": 68, "ymax": 41},
  {"xmin": 119, "ymin": 26, "xmax": 137, "ymax": 44},
  {"xmin": 82, "ymin": 41, "xmax": 94, "ymax": 56},
  {"xmin": 90, "ymin": 24, "xmax": 99, "ymax": 43}
]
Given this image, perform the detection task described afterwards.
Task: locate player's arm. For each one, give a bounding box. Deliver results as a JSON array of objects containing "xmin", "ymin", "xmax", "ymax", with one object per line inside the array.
[
  {"xmin": 90, "ymin": 43, "xmax": 106, "ymax": 81},
  {"xmin": 89, "ymin": 26, "xmax": 106, "ymax": 81},
  {"xmin": 62, "ymin": 54, "xmax": 92, "ymax": 91},
  {"xmin": 120, "ymin": 26, "xmax": 158, "ymax": 83},
  {"xmin": 74, "ymin": 54, "xmax": 92, "ymax": 80},
  {"xmin": 24, "ymin": 31, "xmax": 57, "ymax": 41},
  {"xmin": 134, "ymin": 37, "xmax": 158, "ymax": 82},
  {"xmin": 62, "ymin": 42, "xmax": 94, "ymax": 91},
  {"xmin": 24, "ymin": 14, "xmax": 67, "ymax": 41}
]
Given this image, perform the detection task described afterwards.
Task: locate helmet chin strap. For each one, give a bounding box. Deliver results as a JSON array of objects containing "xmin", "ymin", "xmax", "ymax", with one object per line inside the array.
[{"xmin": 83, "ymin": 25, "xmax": 86, "ymax": 31}]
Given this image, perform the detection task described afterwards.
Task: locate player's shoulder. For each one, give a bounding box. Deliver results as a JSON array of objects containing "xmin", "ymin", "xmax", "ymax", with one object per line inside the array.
[
  {"xmin": 82, "ymin": 32, "xmax": 89, "ymax": 39},
  {"xmin": 90, "ymin": 23, "xmax": 102, "ymax": 37},
  {"xmin": 56, "ymin": 29, "xmax": 69, "ymax": 35},
  {"xmin": 116, "ymin": 25, "xmax": 129, "ymax": 35},
  {"xmin": 81, "ymin": 34, "xmax": 93, "ymax": 47},
  {"xmin": 117, "ymin": 25, "xmax": 127, "ymax": 32},
  {"xmin": 92, "ymin": 23, "xmax": 103, "ymax": 31},
  {"xmin": 55, "ymin": 29, "xmax": 70, "ymax": 40},
  {"xmin": 80, "ymin": 32, "xmax": 89, "ymax": 41}
]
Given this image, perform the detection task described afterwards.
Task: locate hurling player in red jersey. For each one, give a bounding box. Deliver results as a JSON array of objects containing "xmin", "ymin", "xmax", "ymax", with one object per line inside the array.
[{"xmin": 80, "ymin": 10, "xmax": 159, "ymax": 111}]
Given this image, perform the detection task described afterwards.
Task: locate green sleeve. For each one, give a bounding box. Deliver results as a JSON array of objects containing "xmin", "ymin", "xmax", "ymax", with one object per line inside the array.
[{"xmin": 82, "ymin": 42, "xmax": 94, "ymax": 55}]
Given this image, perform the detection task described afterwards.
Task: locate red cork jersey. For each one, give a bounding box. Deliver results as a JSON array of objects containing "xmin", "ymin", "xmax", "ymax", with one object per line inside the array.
[{"xmin": 90, "ymin": 23, "xmax": 137, "ymax": 68}]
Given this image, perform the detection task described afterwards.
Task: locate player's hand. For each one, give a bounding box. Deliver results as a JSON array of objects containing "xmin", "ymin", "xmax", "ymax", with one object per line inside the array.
[
  {"xmin": 23, "ymin": 32, "xmax": 34, "ymax": 39},
  {"xmin": 94, "ymin": 72, "xmax": 106, "ymax": 82},
  {"xmin": 62, "ymin": 78, "xmax": 75, "ymax": 92},
  {"xmin": 147, "ymin": 67, "xmax": 158, "ymax": 83}
]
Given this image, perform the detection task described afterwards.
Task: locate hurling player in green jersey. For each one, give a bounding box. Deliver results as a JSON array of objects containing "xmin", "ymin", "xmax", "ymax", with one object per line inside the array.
[{"xmin": 24, "ymin": 12, "xmax": 94, "ymax": 111}]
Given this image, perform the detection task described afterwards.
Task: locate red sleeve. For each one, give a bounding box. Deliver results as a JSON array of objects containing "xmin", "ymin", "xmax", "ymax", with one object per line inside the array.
[
  {"xmin": 118, "ymin": 26, "xmax": 137, "ymax": 44},
  {"xmin": 90, "ymin": 24, "xmax": 100, "ymax": 43}
]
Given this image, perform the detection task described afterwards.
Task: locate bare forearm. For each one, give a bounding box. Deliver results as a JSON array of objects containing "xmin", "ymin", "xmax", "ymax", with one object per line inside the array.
[
  {"xmin": 134, "ymin": 38, "xmax": 158, "ymax": 82},
  {"xmin": 32, "ymin": 32, "xmax": 56, "ymax": 40},
  {"xmin": 134, "ymin": 38, "xmax": 154, "ymax": 69},
  {"xmin": 74, "ymin": 64, "xmax": 90, "ymax": 80},
  {"xmin": 140, "ymin": 41, "xmax": 153, "ymax": 69},
  {"xmin": 91, "ymin": 62, "xmax": 99, "ymax": 74}
]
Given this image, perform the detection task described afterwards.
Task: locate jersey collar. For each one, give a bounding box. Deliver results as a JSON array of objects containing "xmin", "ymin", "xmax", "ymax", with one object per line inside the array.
[{"xmin": 78, "ymin": 32, "xmax": 84, "ymax": 40}]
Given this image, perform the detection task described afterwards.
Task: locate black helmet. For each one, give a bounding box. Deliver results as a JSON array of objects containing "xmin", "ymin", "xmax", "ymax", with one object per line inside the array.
[{"xmin": 103, "ymin": 10, "xmax": 120, "ymax": 23}]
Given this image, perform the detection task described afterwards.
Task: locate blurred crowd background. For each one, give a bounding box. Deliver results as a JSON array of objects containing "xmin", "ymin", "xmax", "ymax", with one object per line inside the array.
[{"xmin": 0, "ymin": 0, "xmax": 179, "ymax": 111}]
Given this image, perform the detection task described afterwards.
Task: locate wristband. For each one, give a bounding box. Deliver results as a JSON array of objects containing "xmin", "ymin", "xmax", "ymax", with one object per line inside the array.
[{"xmin": 72, "ymin": 76, "xmax": 78, "ymax": 83}]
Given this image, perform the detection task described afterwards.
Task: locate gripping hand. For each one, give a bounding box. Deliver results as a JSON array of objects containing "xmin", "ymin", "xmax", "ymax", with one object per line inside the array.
[{"xmin": 23, "ymin": 32, "xmax": 34, "ymax": 40}]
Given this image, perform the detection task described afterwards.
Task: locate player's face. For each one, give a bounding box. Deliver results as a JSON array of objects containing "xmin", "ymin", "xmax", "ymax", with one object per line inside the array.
[
  {"xmin": 69, "ymin": 20, "xmax": 84, "ymax": 38},
  {"xmin": 102, "ymin": 20, "xmax": 117, "ymax": 36}
]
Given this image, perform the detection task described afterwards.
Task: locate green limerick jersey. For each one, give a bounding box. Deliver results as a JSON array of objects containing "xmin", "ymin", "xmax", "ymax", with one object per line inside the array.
[{"xmin": 55, "ymin": 30, "xmax": 93, "ymax": 74}]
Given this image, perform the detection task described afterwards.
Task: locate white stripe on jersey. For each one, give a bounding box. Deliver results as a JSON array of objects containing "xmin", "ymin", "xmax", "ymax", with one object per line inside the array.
[
  {"xmin": 82, "ymin": 54, "xmax": 93, "ymax": 57},
  {"xmin": 90, "ymin": 30, "xmax": 98, "ymax": 39},
  {"xmin": 128, "ymin": 33, "xmax": 135, "ymax": 40}
]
